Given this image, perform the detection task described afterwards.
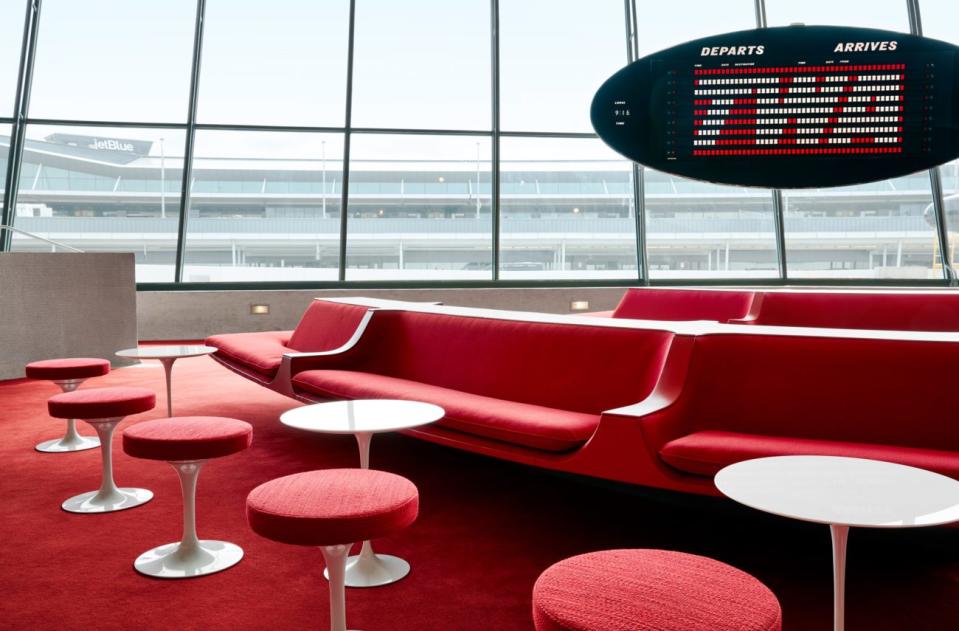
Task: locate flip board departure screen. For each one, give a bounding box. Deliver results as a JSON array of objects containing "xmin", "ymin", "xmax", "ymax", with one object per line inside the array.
[{"xmin": 591, "ymin": 26, "xmax": 959, "ymax": 188}]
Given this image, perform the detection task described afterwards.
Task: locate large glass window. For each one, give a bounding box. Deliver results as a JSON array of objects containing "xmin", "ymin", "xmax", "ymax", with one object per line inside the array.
[
  {"xmin": 197, "ymin": 0, "xmax": 350, "ymax": 127},
  {"xmin": 766, "ymin": 0, "xmax": 908, "ymax": 30},
  {"xmin": 351, "ymin": 1, "xmax": 490, "ymax": 130},
  {"xmin": 500, "ymin": 0, "xmax": 625, "ymax": 133},
  {"xmin": 9, "ymin": 126, "xmax": 185, "ymax": 283},
  {"xmin": 29, "ymin": 0, "xmax": 196, "ymax": 123},
  {"xmin": 345, "ymin": 134, "xmax": 492, "ymax": 280},
  {"xmin": 499, "ymin": 137, "xmax": 638, "ymax": 279},
  {"xmin": 0, "ymin": 1, "xmax": 26, "ymax": 118},
  {"xmin": 183, "ymin": 131, "xmax": 343, "ymax": 283}
]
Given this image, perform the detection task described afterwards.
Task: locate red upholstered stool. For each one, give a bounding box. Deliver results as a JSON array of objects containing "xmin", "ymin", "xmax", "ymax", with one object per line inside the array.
[
  {"xmin": 123, "ymin": 416, "xmax": 253, "ymax": 578},
  {"xmin": 48, "ymin": 386, "xmax": 156, "ymax": 513},
  {"xmin": 247, "ymin": 469, "xmax": 419, "ymax": 631},
  {"xmin": 532, "ymin": 549, "xmax": 782, "ymax": 631},
  {"xmin": 26, "ymin": 358, "xmax": 110, "ymax": 453}
]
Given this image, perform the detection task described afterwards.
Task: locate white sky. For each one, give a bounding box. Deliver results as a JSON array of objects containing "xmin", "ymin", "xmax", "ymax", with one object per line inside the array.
[{"xmin": 2, "ymin": 0, "xmax": 956, "ymax": 160}]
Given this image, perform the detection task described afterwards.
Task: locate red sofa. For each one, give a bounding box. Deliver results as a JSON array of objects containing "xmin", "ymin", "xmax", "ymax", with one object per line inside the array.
[
  {"xmin": 730, "ymin": 290, "xmax": 959, "ymax": 331},
  {"xmin": 208, "ymin": 297, "xmax": 959, "ymax": 495},
  {"xmin": 608, "ymin": 287, "xmax": 757, "ymax": 321}
]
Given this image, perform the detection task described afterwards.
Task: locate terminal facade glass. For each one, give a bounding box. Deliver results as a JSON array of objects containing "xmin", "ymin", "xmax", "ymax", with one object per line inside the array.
[{"xmin": 1, "ymin": 0, "xmax": 957, "ymax": 285}]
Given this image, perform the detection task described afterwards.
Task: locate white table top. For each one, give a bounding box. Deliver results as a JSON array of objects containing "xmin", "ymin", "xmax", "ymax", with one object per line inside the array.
[
  {"xmin": 116, "ymin": 345, "xmax": 218, "ymax": 359},
  {"xmin": 281, "ymin": 399, "xmax": 446, "ymax": 435},
  {"xmin": 715, "ymin": 456, "xmax": 959, "ymax": 528}
]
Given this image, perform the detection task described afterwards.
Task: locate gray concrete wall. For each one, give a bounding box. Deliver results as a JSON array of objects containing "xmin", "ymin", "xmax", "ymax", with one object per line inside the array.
[
  {"xmin": 136, "ymin": 286, "xmax": 630, "ymax": 340},
  {"xmin": 0, "ymin": 253, "xmax": 138, "ymax": 379}
]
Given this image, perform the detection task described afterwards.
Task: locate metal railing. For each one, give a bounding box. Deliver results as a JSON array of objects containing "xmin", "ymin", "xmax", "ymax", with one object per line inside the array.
[{"xmin": 0, "ymin": 224, "xmax": 83, "ymax": 251}]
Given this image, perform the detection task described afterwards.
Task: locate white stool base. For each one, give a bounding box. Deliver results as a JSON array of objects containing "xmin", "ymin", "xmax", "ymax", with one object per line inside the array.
[
  {"xmin": 325, "ymin": 552, "xmax": 411, "ymax": 588},
  {"xmin": 36, "ymin": 434, "xmax": 100, "ymax": 453},
  {"xmin": 62, "ymin": 487, "xmax": 153, "ymax": 513},
  {"xmin": 134, "ymin": 540, "xmax": 243, "ymax": 579}
]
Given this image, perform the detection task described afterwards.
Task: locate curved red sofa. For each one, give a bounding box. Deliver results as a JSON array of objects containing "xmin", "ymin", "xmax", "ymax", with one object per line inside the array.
[
  {"xmin": 207, "ymin": 297, "xmax": 959, "ymax": 495},
  {"xmin": 608, "ymin": 287, "xmax": 757, "ymax": 322}
]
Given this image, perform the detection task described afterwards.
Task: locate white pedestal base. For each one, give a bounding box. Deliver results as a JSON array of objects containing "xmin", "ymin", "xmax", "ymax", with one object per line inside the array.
[
  {"xmin": 62, "ymin": 487, "xmax": 153, "ymax": 514},
  {"xmin": 36, "ymin": 430, "xmax": 100, "ymax": 453},
  {"xmin": 324, "ymin": 541, "xmax": 411, "ymax": 588},
  {"xmin": 134, "ymin": 540, "xmax": 243, "ymax": 579}
]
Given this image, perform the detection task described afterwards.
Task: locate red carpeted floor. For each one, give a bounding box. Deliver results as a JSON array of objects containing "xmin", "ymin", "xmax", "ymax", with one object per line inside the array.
[{"xmin": 1, "ymin": 356, "xmax": 958, "ymax": 630}]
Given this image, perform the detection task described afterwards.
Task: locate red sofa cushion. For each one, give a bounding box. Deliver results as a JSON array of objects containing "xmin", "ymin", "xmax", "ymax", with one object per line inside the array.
[
  {"xmin": 661, "ymin": 430, "xmax": 959, "ymax": 479},
  {"xmin": 123, "ymin": 416, "xmax": 253, "ymax": 461},
  {"xmin": 611, "ymin": 288, "xmax": 755, "ymax": 321},
  {"xmin": 348, "ymin": 311, "xmax": 673, "ymax": 415},
  {"xmin": 532, "ymin": 549, "xmax": 782, "ymax": 631},
  {"xmin": 292, "ymin": 370, "xmax": 600, "ymax": 452},
  {"xmin": 743, "ymin": 291, "xmax": 959, "ymax": 331},
  {"xmin": 247, "ymin": 469, "xmax": 418, "ymax": 547},
  {"xmin": 287, "ymin": 300, "xmax": 369, "ymax": 351},
  {"xmin": 206, "ymin": 330, "xmax": 292, "ymax": 377}
]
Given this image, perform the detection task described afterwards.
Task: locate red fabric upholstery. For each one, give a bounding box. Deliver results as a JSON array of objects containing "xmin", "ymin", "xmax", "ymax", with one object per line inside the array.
[
  {"xmin": 611, "ymin": 288, "xmax": 755, "ymax": 321},
  {"xmin": 337, "ymin": 310, "xmax": 672, "ymax": 415},
  {"xmin": 661, "ymin": 431, "xmax": 959, "ymax": 478},
  {"xmin": 532, "ymin": 549, "xmax": 782, "ymax": 631},
  {"xmin": 205, "ymin": 331, "xmax": 292, "ymax": 377},
  {"xmin": 292, "ymin": 370, "xmax": 600, "ymax": 452},
  {"xmin": 740, "ymin": 291, "xmax": 959, "ymax": 331},
  {"xmin": 48, "ymin": 386, "xmax": 155, "ymax": 420},
  {"xmin": 246, "ymin": 469, "xmax": 418, "ymax": 546},
  {"xmin": 123, "ymin": 416, "xmax": 253, "ymax": 461},
  {"xmin": 25, "ymin": 358, "xmax": 110, "ymax": 381},
  {"xmin": 286, "ymin": 300, "xmax": 369, "ymax": 352}
]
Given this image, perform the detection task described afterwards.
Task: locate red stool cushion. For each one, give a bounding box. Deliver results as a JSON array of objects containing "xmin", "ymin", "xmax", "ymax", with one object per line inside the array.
[
  {"xmin": 48, "ymin": 387, "xmax": 156, "ymax": 420},
  {"xmin": 26, "ymin": 358, "xmax": 110, "ymax": 381},
  {"xmin": 247, "ymin": 469, "xmax": 419, "ymax": 547},
  {"xmin": 532, "ymin": 549, "xmax": 782, "ymax": 631},
  {"xmin": 123, "ymin": 416, "xmax": 253, "ymax": 461}
]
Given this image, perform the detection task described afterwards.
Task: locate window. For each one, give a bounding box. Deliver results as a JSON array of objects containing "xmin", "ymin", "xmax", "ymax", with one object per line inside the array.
[
  {"xmin": 29, "ymin": 0, "xmax": 196, "ymax": 123},
  {"xmin": 198, "ymin": 0, "xmax": 350, "ymax": 127},
  {"xmin": 499, "ymin": 137, "xmax": 637, "ymax": 279},
  {"xmin": 183, "ymin": 131, "xmax": 343, "ymax": 283},
  {"xmin": 345, "ymin": 134, "xmax": 492, "ymax": 280},
  {"xmin": 351, "ymin": 1, "xmax": 490, "ymax": 130},
  {"xmin": 766, "ymin": 0, "xmax": 908, "ymax": 30},
  {"xmin": 500, "ymin": 0, "xmax": 625, "ymax": 133},
  {"xmin": 0, "ymin": 1, "xmax": 26, "ymax": 118},
  {"xmin": 10, "ymin": 125, "xmax": 185, "ymax": 283}
]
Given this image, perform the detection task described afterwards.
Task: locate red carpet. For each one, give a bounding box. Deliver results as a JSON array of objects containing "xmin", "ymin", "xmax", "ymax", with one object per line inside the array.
[{"xmin": 1, "ymin": 356, "xmax": 957, "ymax": 630}]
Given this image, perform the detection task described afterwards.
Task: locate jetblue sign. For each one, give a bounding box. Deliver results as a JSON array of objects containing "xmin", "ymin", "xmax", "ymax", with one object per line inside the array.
[{"xmin": 591, "ymin": 26, "xmax": 959, "ymax": 188}]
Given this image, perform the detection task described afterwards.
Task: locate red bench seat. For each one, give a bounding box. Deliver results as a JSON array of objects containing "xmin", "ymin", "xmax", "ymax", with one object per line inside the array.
[
  {"xmin": 661, "ymin": 430, "xmax": 959, "ymax": 479},
  {"xmin": 206, "ymin": 330, "xmax": 293, "ymax": 378},
  {"xmin": 611, "ymin": 288, "xmax": 756, "ymax": 321},
  {"xmin": 292, "ymin": 370, "xmax": 600, "ymax": 453}
]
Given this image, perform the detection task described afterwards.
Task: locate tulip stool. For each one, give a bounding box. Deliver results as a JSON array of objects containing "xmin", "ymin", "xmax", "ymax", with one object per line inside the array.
[
  {"xmin": 48, "ymin": 386, "xmax": 156, "ymax": 513},
  {"xmin": 26, "ymin": 358, "xmax": 110, "ymax": 453},
  {"xmin": 247, "ymin": 469, "xmax": 419, "ymax": 631},
  {"xmin": 123, "ymin": 416, "xmax": 253, "ymax": 578},
  {"xmin": 532, "ymin": 549, "xmax": 782, "ymax": 631}
]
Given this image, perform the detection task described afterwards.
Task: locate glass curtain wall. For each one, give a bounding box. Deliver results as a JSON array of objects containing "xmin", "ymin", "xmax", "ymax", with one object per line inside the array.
[{"xmin": 1, "ymin": 0, "xmax": 956, "ymax": 285}]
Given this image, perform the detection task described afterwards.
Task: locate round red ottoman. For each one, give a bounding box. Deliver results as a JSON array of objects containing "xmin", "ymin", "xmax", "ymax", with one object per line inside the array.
[
  {"xmin": 247, "ymin": 469, "xmax": 419, "ymax": 631},
  {"xmin": 532, "ymin": 549, "xmax": 782, "ymax": 631},
  {"xmin": 123, "ymin": 417, "xmax": 253, "ymax": 579},
  {"xmin": 47, "ymin": 387, "xmax": 156, "ymax": 514},
  {"xmin": 26, "ymin": 357, "xmax": 110, "ymax": 453}
]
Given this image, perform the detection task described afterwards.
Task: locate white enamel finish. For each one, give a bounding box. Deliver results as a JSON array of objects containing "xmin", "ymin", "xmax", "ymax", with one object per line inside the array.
[
  {"xmin": 35, "ymin": 379, "xmax": 100, "ymax": 453},
  {"xmin": 715, "ymin": 456, "xmax": 959, "ymax": 528},
  {"xmin": 283, "ymin": 399, "xmax": 442, "ymax": 587},
  {"xmin": 61, "ymin": 417, "xmax": 153, "ymax": 514},
  {"xmin": 321, "ymin": 543, "xmax": 360, "ymax": 631},
  {"xmin": 716, "ymin": 456, "xmax": 959, "ymax": 631},
  {"xmin": 280, "ymin": 399, "xmax": 445, "ymax": 435},
  {"xmin": 116, "ymin": 346, "xmax": 216, "ymax": 416},
  {"xmin": 134, "ymin": 460, "xmax": 243, "ymax": 578}
]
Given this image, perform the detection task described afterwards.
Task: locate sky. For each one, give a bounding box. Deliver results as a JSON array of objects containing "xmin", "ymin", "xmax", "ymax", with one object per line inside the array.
[{"xmin": 1, "ymin": 0, "xmax": 956, "ymax": 161}]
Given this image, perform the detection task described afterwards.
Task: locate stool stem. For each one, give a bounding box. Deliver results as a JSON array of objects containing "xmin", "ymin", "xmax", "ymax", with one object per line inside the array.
[
  {"xmin": 322, "ymin": 543, "xmax": 352, "ymax": 631},
  {"xmin": 173, "ymin": 461, "xmax": 204, "ymax": 554},
  {"xmin": 91, "ymin": 419, "xmax": 121, "ymax": 497}
]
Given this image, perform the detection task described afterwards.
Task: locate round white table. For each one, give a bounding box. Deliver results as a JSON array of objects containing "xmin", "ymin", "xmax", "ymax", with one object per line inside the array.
[
  {"xmin": 281, "ymin": 399, "xmax": 445, "ymax": 588},
  {"xmin": 716, "ymin": 455, "xmax": 959, "ymax": 631},
  {"xmin": 116, "ymin": 345, "xmax": 217, "ymax": 417}
]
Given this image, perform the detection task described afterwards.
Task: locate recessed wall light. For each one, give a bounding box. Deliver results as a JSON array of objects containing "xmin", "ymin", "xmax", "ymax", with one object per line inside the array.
[
  {"xmin": 572, "ymin": 207, "xmax": 581, "ymax": 214},
  {"xmin": 250, "ymin": 304, "xmax": 270, "ymax": 315},
  {"xmin": 570, "ymin": 300, "xmax": 590, "ymax": 311}
]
